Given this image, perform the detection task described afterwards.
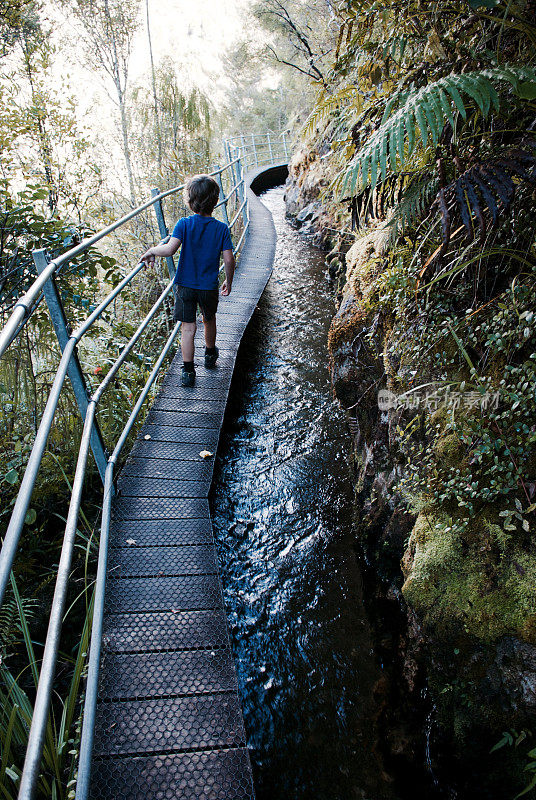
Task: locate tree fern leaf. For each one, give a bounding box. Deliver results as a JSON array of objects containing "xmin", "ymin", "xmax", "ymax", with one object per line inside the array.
[
  {"xmin": 475, "ymin": 77, "xmax": 491, "ymax": 116},
  {"xmin": 452, "ymin": 74, "xmax": 486, "ymax": 115},
  {"xmin": 423, "ymin": 100, "xmax": 439, "ymax": 146},
  {"xmin": 490, "ymin": 67, "xmax": 520, "ymax": 93},
  {"xmin": 389, "ymin": 124, "xmax": 398, "ymax": 170},
  {"xmin": 370, "ymin": 146, "xmax": 378, "ymax": 192},
  {"xmin": 342, "ymin": 69, "xmax": 536, "ymax": 198},
  {"xmin": 380, "ymin": 131, "xmax": 389, "ymax": 181},
  {"xmin": 455, "ymin": 180, "xmax": 473, "ymax": 237},
  {"xmin": 472, "ymin": 171, "xmax": 500, "ymax": 224},
  {"xmin": 438, "ymin": 89, "xmax": 455, "ymax": 127},
  {"xmin": 406, "ymin": 110, "xmax": 415, "ymax": 155},
  {"xmin": 499, "ymin": 158, "xmax": 532, "ymax": 182},
  {"xmin": 361, "ymin": 151, "xmax": 371, "ymax": 192},
  {"xmin": 397, "ymin": 115, "xmax": 405, "ymax": 164},
  {"xmin": 381, "ymin": 93, "xmax": 400, "ymax": 125},
  {"xmin": 462, "ymin": 176, "xmax": 486, "ymax": 241},
  {"xmin": 480, "ymin": 166, "xmax": 514, "ymax": 209},
  {"xmin": 429, "ymin": 90, "xmax": 446, "ymax": 133},
  {"xmin": 444, "ymin": 83, "xmax": 467, "ymax": 119},
  {"xmin": 488, "ymin": 81, "xmax": 500, "ymax": 109},
  {"xmin": 344, "ymin": 158, "xmax": 359, "ymax": 195},
  {"xmin": 414, "ymin": 100, "xmax": 429, "ymax": 149}
]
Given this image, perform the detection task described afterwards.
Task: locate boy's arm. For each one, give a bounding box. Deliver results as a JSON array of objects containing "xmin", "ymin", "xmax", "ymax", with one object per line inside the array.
[
  {"xmin": 140, "ymin": 236, "xmax": 181, "ymax": 264},
  {"xmin": 221, "ymin": 249, "xmax": 235, "ymax": 296}
]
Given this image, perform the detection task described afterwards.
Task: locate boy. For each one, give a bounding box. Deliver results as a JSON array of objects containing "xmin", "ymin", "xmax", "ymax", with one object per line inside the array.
[{"xmin": 141, "ymin": 174, "xmax": 235, "ymax": 387}]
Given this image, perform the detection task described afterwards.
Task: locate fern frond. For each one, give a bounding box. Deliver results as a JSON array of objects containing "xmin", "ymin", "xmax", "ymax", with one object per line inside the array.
[
  {"xmin": 387, "ymin": 174, "xmax": 439, "ymax": 245},
  {"xmin": 0, "ymin": 597, "xmax": 37, "ymax": 652},
  {"xmin": 342, "ymin": 66, "xmax": 536, "ymax": 196},
  {"xmin": 437, "ymin": 141, "xmax": 536, "ymax": 250},
  {"xmin": 302, "ymin": 85, "xmax": 363, "ymax": 140}
]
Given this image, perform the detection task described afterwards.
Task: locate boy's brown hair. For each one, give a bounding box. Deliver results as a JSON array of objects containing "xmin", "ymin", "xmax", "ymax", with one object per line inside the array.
[{"xmin": 185, "ymin": 174, "xmax": 220, "ymax": 215}]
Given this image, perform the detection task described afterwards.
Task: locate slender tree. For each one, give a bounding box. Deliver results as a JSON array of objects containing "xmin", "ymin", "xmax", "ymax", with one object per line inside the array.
[
  {"xmin": 68, "ymin": 0, "xmax": 140, "ymax": 206},
  {"xmin": 18, "ymin": 29, "xmax": 56, "ymax": 212},
  {"xmin": 145, "ymin": 0, "xmax": 162, "ymax": 172}
]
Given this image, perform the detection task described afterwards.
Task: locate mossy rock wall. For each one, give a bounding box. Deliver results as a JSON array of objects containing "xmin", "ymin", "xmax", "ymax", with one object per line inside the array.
[{"xmin": 324, "ymin": 222, "xmax": 536, "ymax": 733}]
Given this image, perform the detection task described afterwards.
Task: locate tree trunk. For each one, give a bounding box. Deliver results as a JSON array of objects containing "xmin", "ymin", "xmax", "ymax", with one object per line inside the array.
[
  {"xmin": 118, "ymin": 85, "xmax": 137, "ymax": 206},
  {"xmin": 146, "ymin": 0, "xmax": 162, "ymax": 172},
  {"xmin": 22, "ymin": 41, "xmax": 57, "ymax": 213},
  {"xmin": 103, "ymin": 0, "xmax": 136, "ymax": 206}
]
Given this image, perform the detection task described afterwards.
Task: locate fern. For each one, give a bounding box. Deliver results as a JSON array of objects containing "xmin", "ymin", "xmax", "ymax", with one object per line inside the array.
[
  {"xmin": 387, "ymin": 174, "xmax": 439, "ymax": 244},
  {"xmin": 341, "ymin": 66, "xmax": 536, "ymax": 196},
  {"xmin": 434, "ymin": 141, "xmax": 536, "ymax": 250},
  {"xmin": 302, "ymin": 85, "xmax": 363, "ymax": 140},
  {"xmin": 0, "ymin": 597, "xmax": 36, "ymax": 653}
]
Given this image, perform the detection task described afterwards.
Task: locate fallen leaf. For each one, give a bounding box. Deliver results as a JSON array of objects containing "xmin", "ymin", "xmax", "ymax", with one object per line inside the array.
[
  {"xmin": 125, "ymin": 538, "xmax": 137, "ymax": 545},
  {"xmin": 199, "ymin": 450, "xmax": 213, "ymax": 459}
]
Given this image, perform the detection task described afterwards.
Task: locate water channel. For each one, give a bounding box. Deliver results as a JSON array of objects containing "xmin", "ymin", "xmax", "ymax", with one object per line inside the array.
[{"xmin": 211, "ymin": 187, "xmax": 440, "ymax": 800}]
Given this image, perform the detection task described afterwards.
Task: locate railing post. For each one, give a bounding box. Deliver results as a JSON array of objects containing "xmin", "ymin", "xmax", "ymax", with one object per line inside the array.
[
  {"xmin": 240, "ymin": 134, "xmax": 246, "ymax": 167},
  {"xmin": 33, "ymin": 250, "xmax": 108, "ymax": 484},
  {"xmin": 267, "ymin": 131, "xmax": 274, "ymax": 163},
  {"xmin": 282, "ymin": 131, "xmax": 289, "ymax": 161},
  {"xmin": 237, "ymin": 157, "xmax": 248, "ymax": 227},
  {"xmin": 251, "ymin": 133, "xmax": 258, "ymax": 167},
  {"xmin": 224, "ymin": 141, "xmax": 238, "ymax": 191},
  {"xmin": 151, "ymin": 188, "xmax": 176, "ymax": 281},
  {"xmin": 214, "ymin": 167, "xmax": 230, "ymax": 228}
]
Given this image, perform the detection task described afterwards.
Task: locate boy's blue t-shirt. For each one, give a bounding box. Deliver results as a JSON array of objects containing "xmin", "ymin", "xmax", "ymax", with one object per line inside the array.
[{"xmin": 171, "ymin": 214, "xmax": 233, "ymax": 290}]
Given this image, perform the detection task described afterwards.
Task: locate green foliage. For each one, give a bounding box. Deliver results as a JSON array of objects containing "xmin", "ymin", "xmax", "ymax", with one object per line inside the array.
[
  {"xmin": 0, "ymin": 185, "xmax": 110, "ymax": 310},
  {"xmin": 341, "ymin": 66, "xmax": 536, "ymax": 195},
  {"xmin": 129, "ymin": 58, "xmax": 212, "ymax": 197},
  {"xmin": 0, "ymin": 574, "xmax": 93, "ymax": 800},
  {"xmin": 0, "ymin": 0, "xmax": 40, "ymax": 58},
  {"xmin": 491, "ymin": 730, "xmax": 536, "ymax": 799}
]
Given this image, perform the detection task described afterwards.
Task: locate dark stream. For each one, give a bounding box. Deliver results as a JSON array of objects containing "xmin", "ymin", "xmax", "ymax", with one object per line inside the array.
[{"xmin": 211, "ymin": 188, "xmax": 434, "ymax": 800}]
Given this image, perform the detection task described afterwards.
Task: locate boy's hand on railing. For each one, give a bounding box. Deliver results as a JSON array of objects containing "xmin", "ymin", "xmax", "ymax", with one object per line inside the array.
[
  {"xmin": 221, "ymin": 280, "xmax": 232, "ymax": 296},
  {"xmin": 140, "ymin": 249, "xmax": 156, "ymax": 266},
  {"xmin": 141, "ymin": 237, "xmax": 180, "ymax": 265}
]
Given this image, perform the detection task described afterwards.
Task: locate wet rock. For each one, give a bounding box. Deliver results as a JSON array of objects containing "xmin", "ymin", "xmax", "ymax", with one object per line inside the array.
[
  {"xmin": 495, "ymin": 636, "xmax": 536, "ymax": 710},
  {"xmin": 283, "ymin": 145, "xmax": 331, "ymax": 238},
  {"xmin": 296, "ymin": 201, "xmax": 321, "ymax": 224}
]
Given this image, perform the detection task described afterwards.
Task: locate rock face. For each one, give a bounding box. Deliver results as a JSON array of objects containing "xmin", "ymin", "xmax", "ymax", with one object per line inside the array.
[
  {"xmin": 285, "ymin": 153, "xmax": 536, "ymax": 769},
  {"xmin": 283, "ymin": 146, "xmax": 335, "ymax": 242}
]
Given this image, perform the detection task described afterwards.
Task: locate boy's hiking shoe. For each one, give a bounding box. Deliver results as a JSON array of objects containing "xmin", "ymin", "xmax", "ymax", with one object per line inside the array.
[
  {"xmin": 181, "ymin": 366, "xmax": 196, "ymax": 387},
  {"xmin": 204, "ymin": 346, "xmax": 219, "ymax": 369}
]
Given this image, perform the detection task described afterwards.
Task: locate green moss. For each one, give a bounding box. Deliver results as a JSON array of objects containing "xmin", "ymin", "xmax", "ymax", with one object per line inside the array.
[
  {"xmin": 433, "ymin": 432, "xmax": 464, "ymax": 468},
  {"xmin": 402, "ymin": 508, "xmax": 536, "ymax": 643}
]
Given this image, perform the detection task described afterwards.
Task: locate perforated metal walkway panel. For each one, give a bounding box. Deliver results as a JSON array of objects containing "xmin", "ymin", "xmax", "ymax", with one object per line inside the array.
[{"xmin": 89, "ymin": 167, "xmax": 285, "ymax": 799}]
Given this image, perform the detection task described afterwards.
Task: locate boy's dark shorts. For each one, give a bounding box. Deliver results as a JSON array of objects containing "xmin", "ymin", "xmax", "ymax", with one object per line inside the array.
[{"xmin": 173, "ymin": 285, "xmax": 219, "ymax": 323}]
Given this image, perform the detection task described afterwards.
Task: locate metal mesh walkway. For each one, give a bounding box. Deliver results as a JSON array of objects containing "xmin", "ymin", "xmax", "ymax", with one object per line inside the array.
[{"xmin": 89, "ymin": 171, "xmax": 281, "ymax": 799}]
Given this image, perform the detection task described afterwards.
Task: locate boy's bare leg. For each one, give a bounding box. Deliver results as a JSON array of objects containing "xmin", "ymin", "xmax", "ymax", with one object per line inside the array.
[
  {"xmin": 181, "ymin": 321, "xmax": 196, "ymax": 362},
  {"xmin": 203, "ymin": 316, "xmax": 217, "ymax": 349}
]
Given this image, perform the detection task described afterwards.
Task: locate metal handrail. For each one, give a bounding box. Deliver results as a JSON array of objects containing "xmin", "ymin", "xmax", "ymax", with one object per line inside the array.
[
  {"xmin": 224, "ymin": 130, "xmax": 289, "ymax": 173},
  {"xmin": 0, "ymin": 133, "xmax": 288, "ymax": 800}
]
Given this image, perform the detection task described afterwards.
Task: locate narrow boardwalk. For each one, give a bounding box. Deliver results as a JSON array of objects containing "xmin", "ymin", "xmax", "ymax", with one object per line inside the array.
[{"xmin": 89, "ymin": 168, "xmax": 284, "ymax": 799}]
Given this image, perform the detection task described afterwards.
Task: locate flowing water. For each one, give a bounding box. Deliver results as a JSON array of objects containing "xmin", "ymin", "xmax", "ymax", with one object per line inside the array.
[{"xmin": 211, "ymin": 187, "xmax": 423, "ymax": 800}]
